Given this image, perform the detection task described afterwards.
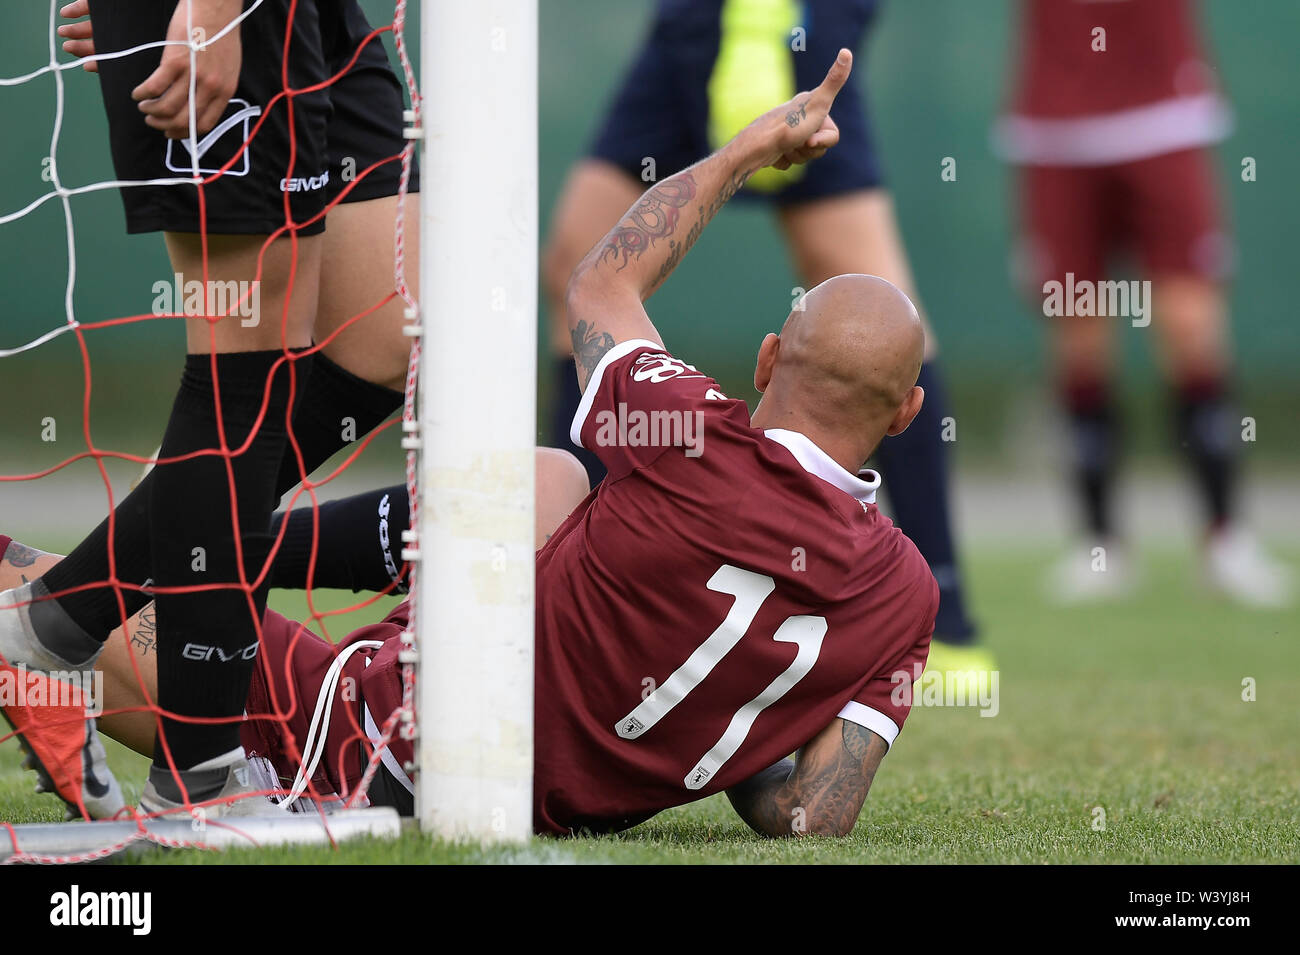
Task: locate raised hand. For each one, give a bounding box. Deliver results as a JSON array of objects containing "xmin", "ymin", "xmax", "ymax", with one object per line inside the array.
[{"xmin": 748, "ymin": 48, "xmax": 853, "ymax": 172}]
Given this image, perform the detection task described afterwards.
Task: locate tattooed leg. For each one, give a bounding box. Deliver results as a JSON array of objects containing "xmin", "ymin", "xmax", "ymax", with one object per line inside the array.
[
  {"xmin": 0, "ymin": 540, "xmax": 159, "ymax": 757},
  {"xmin": 726, "ymin": 719, "xmax": 888, "ymax": 838},
  {"xmin": 0, "ymin": 540, "xmax": 59, "ymax": 591},
  {"xmin": 93, "ymin": 601, "xmax": 160, "ymax": 758}
]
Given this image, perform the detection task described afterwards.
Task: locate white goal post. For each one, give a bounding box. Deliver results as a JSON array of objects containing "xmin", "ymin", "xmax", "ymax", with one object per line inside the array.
[{"xmin": 414, "ymin": 0, "xmax": 538, "ymax": 841}]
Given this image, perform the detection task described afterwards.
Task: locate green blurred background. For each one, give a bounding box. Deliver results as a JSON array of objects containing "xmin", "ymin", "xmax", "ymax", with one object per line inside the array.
[
  {"xmin": 1, "ymin": 1, "xmax": 1294, "ymax": 852},
  {"xmin": 0, "ymin": 0, "xmax": 1295, "ymax": 477}
]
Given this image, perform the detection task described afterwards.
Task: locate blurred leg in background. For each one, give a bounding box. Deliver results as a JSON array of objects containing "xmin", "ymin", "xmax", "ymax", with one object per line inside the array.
[{"xmin": 1131, "ymin": 148, "xmax": 1292, "ymax": 607}]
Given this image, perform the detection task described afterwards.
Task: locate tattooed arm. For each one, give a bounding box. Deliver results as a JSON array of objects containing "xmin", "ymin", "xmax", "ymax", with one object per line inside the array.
[
  {"xmin": 0, "ymin": 539, "xmax": 60, "ymax": 590},
  {"xmin": 725, "ymin": 718, "xmax": 888, "ymax": 838},
  {"xmin": 565, "ymin": 49, "xmax": 854, "ymax": 390}
]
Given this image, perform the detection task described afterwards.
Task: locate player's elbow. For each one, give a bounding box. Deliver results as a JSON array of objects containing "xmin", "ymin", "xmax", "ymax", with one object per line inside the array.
[{"xmin": 563, "ymin": 264, "xmax": 605, "ymax": 335}]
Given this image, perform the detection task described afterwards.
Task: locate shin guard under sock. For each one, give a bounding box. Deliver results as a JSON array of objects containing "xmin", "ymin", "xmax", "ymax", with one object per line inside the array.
[{"xmin": 150, "ymin": 350, "xmax": 306, "ymax": 769}]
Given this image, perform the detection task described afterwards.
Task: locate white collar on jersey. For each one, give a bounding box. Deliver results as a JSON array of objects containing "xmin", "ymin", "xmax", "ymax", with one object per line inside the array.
[{"xmin": 762, "ymin": 428, "xmax": 880, "ymax": 505}]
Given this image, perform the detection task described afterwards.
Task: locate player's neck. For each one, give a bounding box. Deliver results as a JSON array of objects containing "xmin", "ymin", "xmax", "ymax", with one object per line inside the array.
[{"xmin": 751, "ymin": 400, "xmax": 880, "ymax": 476}]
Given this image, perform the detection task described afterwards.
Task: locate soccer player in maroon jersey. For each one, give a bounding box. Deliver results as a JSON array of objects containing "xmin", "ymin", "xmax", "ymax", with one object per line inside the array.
[
  {"xmin": 3, "ymin": 51, "xmax": 938, "ymax": 837},
  {"xmin": 543, "ymin": 49, "xmax": 935, "ymax": 835},
  {"xmin": 544, "ymin": 0, "xmax": 989, "ymax": 682},
  {"xmin": 995, "ymin": 0, "xmax": 1292, "ymax": 605}
]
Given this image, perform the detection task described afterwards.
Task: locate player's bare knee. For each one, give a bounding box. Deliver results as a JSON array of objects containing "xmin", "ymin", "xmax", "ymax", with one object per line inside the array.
[
  {"xmin": 537, "ymin": 447, "xmax": 590, "ymax": 505},
  {"xmin": 373, "ymin": 340, "xmax": 413, "ymax": 394},
  {"xmin": 536, "ymin": 447, "xmax": 590, "ymax": 526}
]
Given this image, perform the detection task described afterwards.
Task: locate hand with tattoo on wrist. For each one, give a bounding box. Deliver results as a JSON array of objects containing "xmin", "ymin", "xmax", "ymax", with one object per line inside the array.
[{"xmin": 733, "ymin": 48, "xmax": 853, "ymax": 174}]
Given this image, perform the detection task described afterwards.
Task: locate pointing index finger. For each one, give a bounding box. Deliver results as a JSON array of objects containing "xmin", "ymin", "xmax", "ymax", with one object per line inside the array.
[{"xmin": 814, "ymin": 48, "xmax": 853, "ymax": 104}]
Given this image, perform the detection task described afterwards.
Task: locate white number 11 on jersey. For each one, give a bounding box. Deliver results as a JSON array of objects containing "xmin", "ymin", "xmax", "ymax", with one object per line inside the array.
[{"xmin": 614, "ymin": 564, "xmax": 828, "ymax": 790}]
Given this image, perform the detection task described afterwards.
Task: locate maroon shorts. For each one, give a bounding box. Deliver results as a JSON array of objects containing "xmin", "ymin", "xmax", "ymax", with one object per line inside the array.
[
  {"xmin": 1016, "ymin": 147, "xmax": 1231, "ymax": 294},
  {"xmin": 241, "ymin": 605, "xmax": 413, "ymax": 808}
]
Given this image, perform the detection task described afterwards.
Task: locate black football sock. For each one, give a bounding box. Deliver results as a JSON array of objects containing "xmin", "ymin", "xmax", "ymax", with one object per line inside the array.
[
  {"xmin": 1173, "ymin": 373, "xmax": 1237, "ymax": 529},
  {"xmin": 36, "ymin": 353, "xmax": 401, "ymax": 647},
  {"xmin": 552, "ymin": 355, "xmax": 606, "ymax": 485},
  {"xmin": 35, "ymin": 464, "xmax": 156, "ymax": 655},
  {"xmin": 1063, "ymin": 374, "xmax": 1119, "ymax": 539},
  {"xmin": 151, "ymin": 350, "xmax": 307, "ymax": 772},
  {"xmin": 872, "ymin": 362, "xmax": 976, "ymax": 645},
  {"xmin": 275, "ymin": 352, "xmax": 403, "ymax": 493},
  {"xmin": 270, "ymin": 484, "xmax": 410, "ymax": 593}
]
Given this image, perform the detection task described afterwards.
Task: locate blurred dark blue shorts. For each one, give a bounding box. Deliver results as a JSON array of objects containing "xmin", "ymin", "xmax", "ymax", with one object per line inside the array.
[{"xmin": 589, "ymin": 0, "xmax": 883, "ymax": 204}]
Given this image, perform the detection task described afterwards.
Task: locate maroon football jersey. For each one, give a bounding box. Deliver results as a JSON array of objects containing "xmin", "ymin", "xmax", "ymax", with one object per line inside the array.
[
  {"xmin": 531, "ymin": 340, "xmax": 937, "ymax": 834},
  {"xmin": 996, "ymin": 0, "xmax": 1229, "ymax": 167},
  {"xmin": 1011, "ymin": 0, "xmax": 1217, "ymax": 118}
]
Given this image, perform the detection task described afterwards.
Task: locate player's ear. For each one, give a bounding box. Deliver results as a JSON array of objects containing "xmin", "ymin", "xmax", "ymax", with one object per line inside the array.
[
  {"xmin": 885, "ymin": 385, "xmax": 925, "ymax": 437},
  {"xmin": 754, "ymin": 333, "xmax": 780, "ymax": 393}
]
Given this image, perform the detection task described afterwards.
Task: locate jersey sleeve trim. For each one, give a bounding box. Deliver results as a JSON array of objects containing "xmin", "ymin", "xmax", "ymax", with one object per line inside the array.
[
  {"xmin": 836, "ymin": 701, "xmax": 901, "ymax": 749},
  {"xmin": 569, "ymin": 338, "xmax": 663, "ymax": 449}
]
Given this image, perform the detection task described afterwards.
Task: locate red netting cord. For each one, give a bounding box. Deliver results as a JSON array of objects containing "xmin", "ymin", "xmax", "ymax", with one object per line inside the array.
[{"xmin": 0, "ymin": 0, "xmax": 421, "ymax": 861}]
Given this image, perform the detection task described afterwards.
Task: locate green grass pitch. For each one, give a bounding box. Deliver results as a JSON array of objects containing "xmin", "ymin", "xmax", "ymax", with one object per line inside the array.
[{"xmin": 2, "ymin": 544, "xmax": 1296, "ymax": 864}]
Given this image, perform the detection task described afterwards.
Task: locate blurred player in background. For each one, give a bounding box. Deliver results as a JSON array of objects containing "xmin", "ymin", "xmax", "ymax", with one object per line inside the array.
[
  {"xmin": 7, "ymin": 54, "xmax": 941, "ymax": 836},
  {"xmin": 0, "ymin": 0, "xmax": 417, "ymax": 819},
  {"xmin": 995, "ymin": 0, "xmax": 1292, "ymax": 606},
  {"xmin": 542, "ymin": 0, "xmax": 992, "ymax": 678}
]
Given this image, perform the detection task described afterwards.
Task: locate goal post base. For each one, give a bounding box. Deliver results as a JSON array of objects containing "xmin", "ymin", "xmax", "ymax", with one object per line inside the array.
[{"xmin": 0, "ymin": 808, "xmax": 402, "ymax": 862}]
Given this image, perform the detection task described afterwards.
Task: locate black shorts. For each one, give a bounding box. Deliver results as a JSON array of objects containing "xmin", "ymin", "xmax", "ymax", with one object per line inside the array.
[
  {"xmin": 90, "ymin": 0, "xmax": 418, "ymax": 236},
  {"xmin": 589, "ymin": 0, "xmax": 884, "ymax": 204}
]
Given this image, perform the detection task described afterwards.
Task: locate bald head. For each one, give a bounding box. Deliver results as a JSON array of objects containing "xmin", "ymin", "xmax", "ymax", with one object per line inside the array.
[
  {"xmin": 751, "ymin": 274, "xmax": 926, "ymax": 472},
  {"xmin": 784, "ymin": 274, "xmax": 923, "ymax": 404}
]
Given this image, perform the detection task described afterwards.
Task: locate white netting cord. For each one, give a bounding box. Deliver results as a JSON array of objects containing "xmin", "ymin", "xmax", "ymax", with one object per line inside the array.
[
  {"xmin": 0, "ymin": 1, "xmax": 274, "ymax": 357},
  {"xmin": 349, "ymin": 0, "xmax": 423, "ymax": 805},
  {"xmin": 0, "ymin": 0, "xmax": 415, "ymax": 862},
  {"xmin": 0, "ymin": 0, "xmax": 266, "ymax": 88}
]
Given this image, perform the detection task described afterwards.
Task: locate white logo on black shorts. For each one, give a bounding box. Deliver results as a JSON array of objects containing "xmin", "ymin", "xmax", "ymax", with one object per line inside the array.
[{"xmin": 164, "ymin": 98, "xmax": 262, "ymax": 177}]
